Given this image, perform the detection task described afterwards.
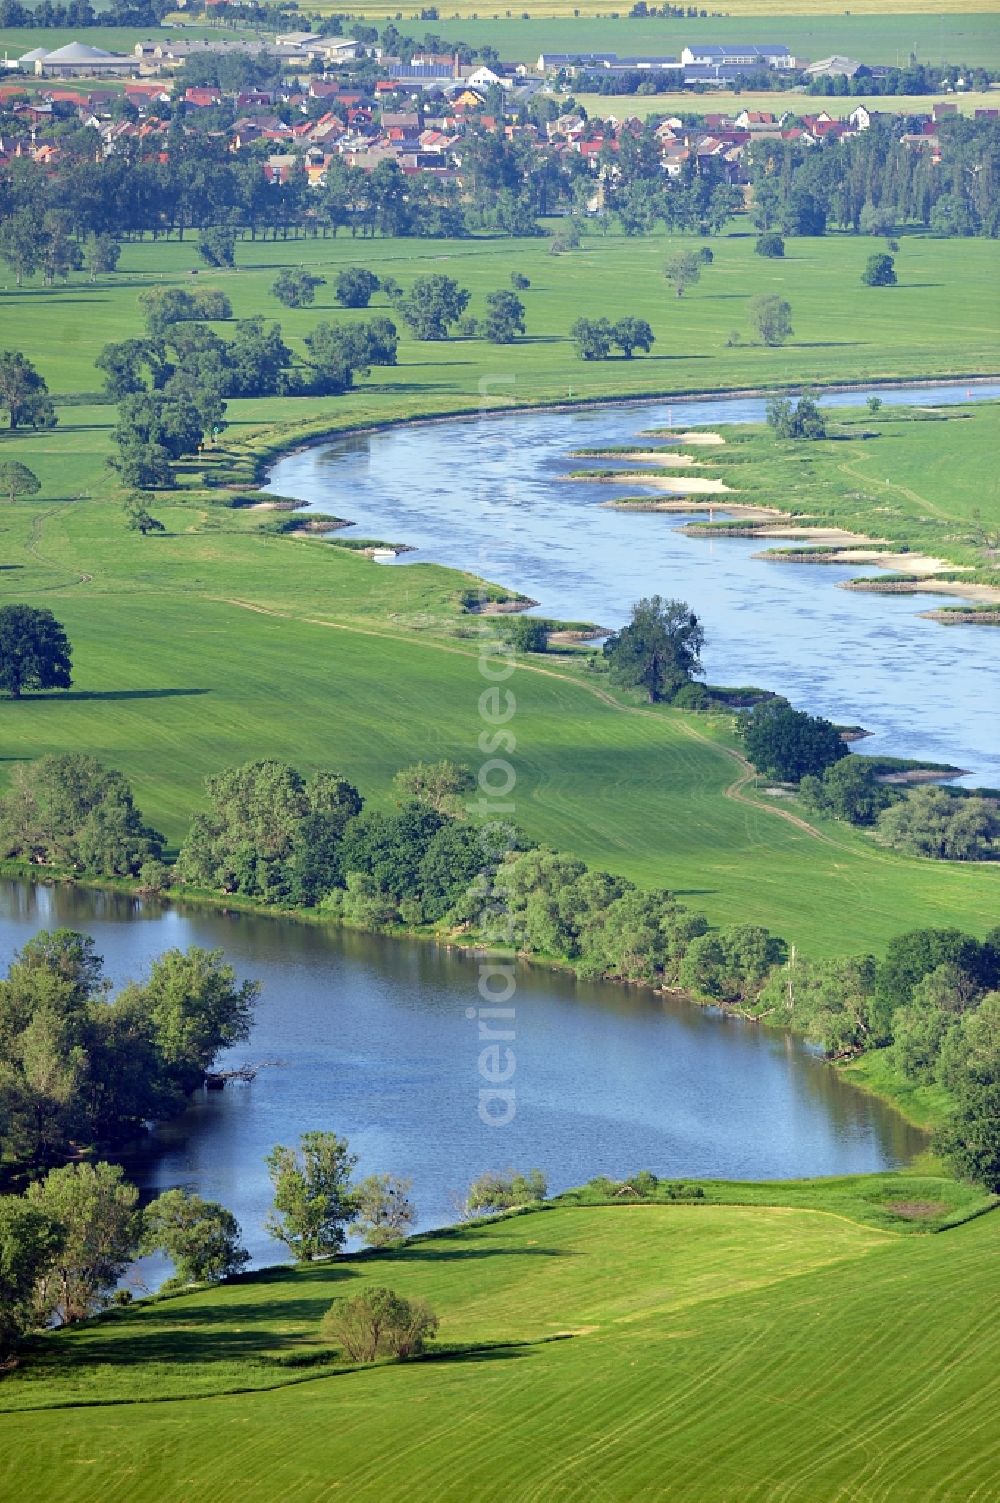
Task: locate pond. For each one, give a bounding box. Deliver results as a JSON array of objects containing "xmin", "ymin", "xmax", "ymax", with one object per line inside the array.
[
  {"xmin": 268, "ymin": 383, "xmax": 1000, "ymax": 786},
  {"xmin": 0, "ymin": 880, "xmax": 926, "ymax": 1273}
]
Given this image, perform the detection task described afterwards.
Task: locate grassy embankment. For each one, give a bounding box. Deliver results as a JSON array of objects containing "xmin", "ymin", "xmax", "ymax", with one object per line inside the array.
[
  {"xmin": 0, "ymin": 230, "xmax": 998, "ymax": 954},
  {"xmin": 0, "ymin": 1181, "xmax": 997, "ymax": 1501}
]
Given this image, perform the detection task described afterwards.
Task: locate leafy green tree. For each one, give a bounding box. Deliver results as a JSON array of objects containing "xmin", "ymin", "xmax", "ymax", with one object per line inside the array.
[
  {"xmin": 664, "ymin": 250, "xmax": 702, "ymax": 297},
  {"xmin": 482, "ymin": 289, "xmax": 526, "ymax": 343},
  {"xmin": 0, "ymin": 1196, "xmax": 63, "ymax": 1360},
  {"xmin": 737, "ymin": 700, "xmax": 847, "ymax": 782},
  {"xmin": 936, "ymin": 1080, "xmax": 1000, "ymax": 1191},
  {"xmin": 570, "ymin": 316, "xmax": 613, "ymax": 360},
  {"xmin": 224, "ymin": 318, "xmax": 293, "ymax": 398},
  {"xmin": 26, "ymin": 1162, "xmax": 140, "ymax": 1325},
  {"xmin": 265, "ymin": 1131, "xmax": 359, "ymax": 1261},
  {"xmin": 679, "ymin": 924, "xmax": 785, "ymax": 1004},
  {"xmin": 798, "ymin": 758, "xmax": 899, "ymax": 825},
  {"xmin": 748, "ymin": 294, "xmax": 793, "ymax": 347},
  {"xmin": 272, "ymin": 267, "xmax": 326, "ymax": 308},
  {"xmin": 500, "ymin": 616, "xmax": 549, "ymax": 652},
  {"xmin": 765, "ymin": 395, "xmax": 826, "ymax": 440},
  {"xmin": 124, "ymin": 946, "xmax": 257, "ymax": 1096},
  {"xmin": 124, "ymin": 495, "xmax": 165, "ymax": 536},
  {"xmin": 0, "ymin": 462, "xmax": 40, "ymax": 505},
  {"xmin": 352, "ymin": 1174, "xmax": 415, "ymax": 1249},
  {"xmin": 334, "ymin": 267, "xmax": 380, "ymax": 308},
  {"xmin": 84, "ymin": 233, "xmax": 121, "ymax": 281},
  {"xmin": 141, "ymin": 1189, "xmax": 249, "ymax": 1284},
  {"xmin": 95, "ymin": 337, "xmax": 172, "ymax": 401},
  {"xmin": 179, "ymin": 760, "xmax": 361, "ymax": 901},
  {"xmin": 510, "ymin": 271, "xmax": 531, "ymax": 290},
  {"xmin": 875, "ymin": 787, "xmax": 999, "ymax": 860},
  {"xmin": 108, "ymin": 440, "xmax": 174, "ymax": 490},
  {"xmin": 0, "ymin": 604, "xmax": 72, "ymax": 699},
  {"xmin": 603, "ymin": 596, "xmax": 704, "ymax": 703},
  {"xmin": 340, "ymin": 803, "xmax": 446, "ymax": 901},
  {"xmin": 392, "ymin": 761, "xmax": 474, "ymax": 816},
  {"xmin": 398, "ymin": 275, "xmax": 470, "ymax": 340},
  {"xmin": 321, "ymin": 1285, "xmax": 437, "ymax": 1361},
  {"xmin": 612, "ymin": 317, "xmax": 655, "ymax": 358},
  {"xmin": 862, "ymin": 252, "xmax": 897, "ymax": 287},
  {"xmin": 0, "ymin": 351, "xmax": 56, "ymax": 431},
  {"xmin": 0, "ymin": 209, "xmax": 42, "ymax": 285},
  {"xmin": 754, "ymin": 232, "xmax": 784, "ymax": 257},
  {"xmin": 197, "ymin": 227, "xmax": 236, "ymax": 268}
]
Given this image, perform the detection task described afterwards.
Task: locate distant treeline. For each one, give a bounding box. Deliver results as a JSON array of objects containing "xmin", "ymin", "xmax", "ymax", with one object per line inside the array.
[{"xmin": 2, "ymin": 116, "xmax": 999, "ymax": 245}]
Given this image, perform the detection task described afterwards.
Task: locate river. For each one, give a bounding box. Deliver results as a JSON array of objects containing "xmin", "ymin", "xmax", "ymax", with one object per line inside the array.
[
  {"xmin": 267, "ymin": 382, "xmax": 1000, "ymax": 786},
  {"xmin": 0, "ymin": 880, "xmax": 925, "ymax": 1275}
]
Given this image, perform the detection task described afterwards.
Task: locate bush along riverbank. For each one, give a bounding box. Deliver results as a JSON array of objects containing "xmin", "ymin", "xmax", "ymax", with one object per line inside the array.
[{"xmin": 1, "ymin": 748, "xmax": 998, "ymax": 1191}]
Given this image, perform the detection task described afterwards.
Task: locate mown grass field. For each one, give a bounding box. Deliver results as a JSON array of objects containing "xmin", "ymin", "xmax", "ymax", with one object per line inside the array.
[{"xmin": 1, "ymin": 1190, "xmax": 997, "ymax": 1501}]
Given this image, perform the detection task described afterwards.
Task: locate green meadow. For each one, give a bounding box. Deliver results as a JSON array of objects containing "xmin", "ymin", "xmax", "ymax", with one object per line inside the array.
[{"xmin": 1, "ymin": 1185, "xmax": 997, "ymax": 1501}]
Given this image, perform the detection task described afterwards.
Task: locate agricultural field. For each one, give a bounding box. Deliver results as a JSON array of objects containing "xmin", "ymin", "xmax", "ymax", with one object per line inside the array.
[
  {"xmin": 1, "ymin": 1188, "xmax": 997, "ymax": 1501},
  {"xmin": 574, "ymin": 88, "xmax": 999, "ymax": 119},
  {"xmin": 336, "ymin": 12, "xmax": 1000, "ymax": 70}
]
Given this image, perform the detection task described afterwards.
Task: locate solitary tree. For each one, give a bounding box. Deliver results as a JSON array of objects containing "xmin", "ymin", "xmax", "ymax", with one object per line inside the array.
[
  {"xmin": 273, "ymin": 268, "xmax": 326, "ymax": 308},
  {"xmin": 664, "ymin": 250, "xmax": 702, "ymax": 297},
  {"xmin": 481, "ymin": 289, "xmax": 526, "ymax": 344},
  {"xmin": 748, "ymin": 294, "xmax": 793, "ymax": 347},
  {"xmin": 754, "ymin": 232, "xmax": 785, "ymax": 258},
  {"xmin": 265, "ymin": 1131, "xmax": 358, "ymax": 1261},
  {"xmin": 0, "ymin": 462, "xmax": 40, "ymax": 505},
  {"xmin": 0, "ymin": 351, "xmax": 56, "ymax": 431},
  {"xmin": 862, "ymin": 253, "xmax": 897, "ymax": 287},
  {"xmin": 141, "ymin": 1189, "xmax": 250, "ymax": 1284},
  {"xmin": 321, "ymin": 1286, "xmax": 438, "ymax": 1361},
  {"xmin": 398, "ymin": 275, "xmax": 470, "ymax": 339},
  {"xmin": 603, "ymin": 597, "xmax": 704, "ymax": 703},
  {"xmin": 124, "ymin": 495, "xmax": 165, "ymax": 535},
  {"xmin": 334, "ymin": 267, "xmax": 380, "ymax": 308},
  {"xmin": 612, "ymin": 317, "xmax": 655, "ymax": 358},
  {"xmin": 766, "ymin": 395, "xmax": 826, "ymax": 440},
  {"xmin": 197, "ymin": 227, "xmax": 236, "ymax": 269},
  {"xmin": 84, "ymin": 234, "xmax": 121, "ymax": 282},
  {"xmin": 0, "ymin": 604, "xmax": 72, "ymax": 699}
]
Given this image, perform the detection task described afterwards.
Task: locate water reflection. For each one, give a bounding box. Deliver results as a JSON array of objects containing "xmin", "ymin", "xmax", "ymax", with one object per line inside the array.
[{"xmin": 1, "ymin": 881, "xmax": 925, "ymax": 1274}]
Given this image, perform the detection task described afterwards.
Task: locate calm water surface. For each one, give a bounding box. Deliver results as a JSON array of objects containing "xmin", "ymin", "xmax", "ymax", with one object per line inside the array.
[
  {"xmin": 268, "ymin": 383, "xmax": 1000, "ymax": 785},
  {"xmin": 0, "ymin": 881, "xmax": 925, "ymax": 1274}
]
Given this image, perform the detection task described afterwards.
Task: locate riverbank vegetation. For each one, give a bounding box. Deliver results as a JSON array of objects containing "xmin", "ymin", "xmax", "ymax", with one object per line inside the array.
[{"xmin": 3, "ymin": 746, "xmax": 996, "ymax": 1182}]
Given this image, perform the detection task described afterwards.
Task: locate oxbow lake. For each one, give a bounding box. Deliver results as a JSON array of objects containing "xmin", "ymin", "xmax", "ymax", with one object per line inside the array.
[
  {"xmin": 268, "ymin": 383, "xmax": 1000, "ymax": 787},
  {"xmin": 0, "ymin": 881, "xmax": 926, "ymax": 1277}
]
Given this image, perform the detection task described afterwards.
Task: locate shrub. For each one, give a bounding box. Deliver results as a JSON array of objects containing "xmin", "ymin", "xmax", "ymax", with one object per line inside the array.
[
  {"xmin": 321, "ymin": 1286, "xmax": 438, "ymax": 1362},
  {"xmin": 755, "ymin": 231, "xmax": 785, "ymax": 258}
]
